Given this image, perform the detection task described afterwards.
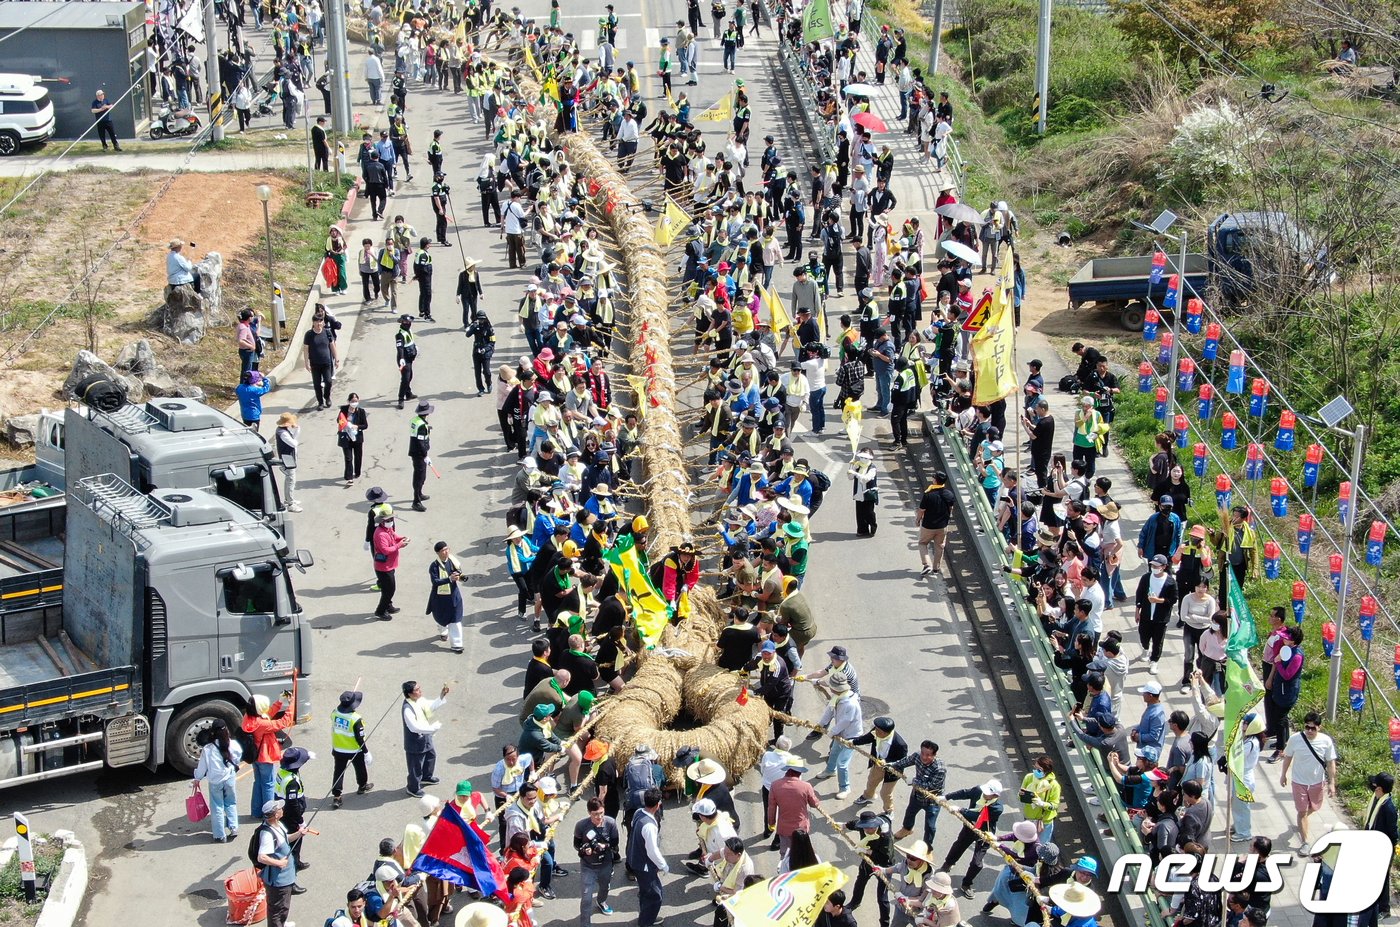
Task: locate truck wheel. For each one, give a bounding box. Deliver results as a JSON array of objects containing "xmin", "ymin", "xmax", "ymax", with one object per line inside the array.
[
  {"xmin": 0, "ymin": 131, "xmax": 19, "ymax": 157},
  {"xmin": 1120, "ymin": 303, "xmax": 1146, "ymax": 331},
  {"xmin": 166, "ymin": 699, "xmax": 244, "ymax": 775}
]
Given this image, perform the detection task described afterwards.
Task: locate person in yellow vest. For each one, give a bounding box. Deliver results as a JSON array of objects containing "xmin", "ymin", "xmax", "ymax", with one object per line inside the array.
[
  {"xmin": 1018, "ymin": 754, "xmax": 1061, "ymax": 842},
  {"xmin": 331, "ymin": 689, "xmax": 373, "ymax": 809},
  {"xmin": 710, "ymin": 836, "xmax": 754, "ymax": 926}
]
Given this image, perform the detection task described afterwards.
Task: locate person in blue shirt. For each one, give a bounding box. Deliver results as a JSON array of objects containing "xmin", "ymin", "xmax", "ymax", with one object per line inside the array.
[
  {"xmin": 774, "ymin": 466, "xmax": 814, "ymax": 508},
  {"xmin": 167, "ymin": 239, "xmax": 196, "ymax": 287},
  {"xmin": 236, "ymin": 370, "xmax": 275, "ymax": 433},
  {"xmin": 1130, "ymin": 682, "xmax": 1166, "ymax": 754},
  {"xmin": 727, "ymin": 461, "xmax": 769, "ymax": 507},
  {"xmin": 375, "ymin": 130, "xmax": 398, "ymax": 192},
  {"xmin": 1137, "ymin": 495, "xmax": 1183, "ymax": 560}
]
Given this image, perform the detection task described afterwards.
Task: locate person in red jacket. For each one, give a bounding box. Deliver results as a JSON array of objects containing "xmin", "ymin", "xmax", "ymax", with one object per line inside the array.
[
  {"xmin": 660, "ymin": 539, "xmax": 701, "ymax": 615},
  {"xmin": 242, "ymin": 693, "xmax": 295, "ymax": 816},
  {"xmin": 372, "ymin": 512, "xmax": 411, "ymax": 620}
]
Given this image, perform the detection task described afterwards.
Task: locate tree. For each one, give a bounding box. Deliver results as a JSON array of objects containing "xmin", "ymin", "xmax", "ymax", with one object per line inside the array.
[{"xmin": 1110, "ymin": 0, "xmax": 1283, "ymax": 64}]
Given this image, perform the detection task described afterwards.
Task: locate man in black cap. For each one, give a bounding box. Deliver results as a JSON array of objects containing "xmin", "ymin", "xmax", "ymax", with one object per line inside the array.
[
  {"xmin": 408, "ymin": 400, "xmax": 433, "ymax": 511},
  {"xmin": 852, "ymin": 716, "xmax": 907, "ymax": 813},
  {"xmin": 394, "ymin": 315, "xmax": 418, "ymax": 409},
  {"xmin": 330, "ymin": 690, "xmax": 373, "ymax": 809},
  {"xmin": 275, "ymin": 746, "xmax": 313, "ymax": 883},
  {"xmin": 844, "ymin": 810, "xmax": 893, "ymax": 926},
  {"xmin": 1362, "ymin": 772, "xmax": 1397, "ymax": 924}
]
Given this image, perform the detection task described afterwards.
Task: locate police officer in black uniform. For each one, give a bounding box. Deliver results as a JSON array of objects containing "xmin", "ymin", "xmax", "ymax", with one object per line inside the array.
[
  {"xmin": 464, "ymin": 309, "xmax": 495, "ymax": 396},
  {"xmin": 477, "ymin": 160, "xmax": 501, "ymax": 227},
  {"xmin": 430, "ymin": 172, "xmax": 451, "ymax": 246},
  {"xmin": 408, "ymin": 400, "xmax": 433, "ymax": 512},
  {"xmin": 412, "ymin": 237, "xmax": 435, "ymax": 322},
  {"xmin": 427, "ymin": 128, "xmax": 445, "ymax": 175},
  {"xmin": 395, "ymin": 315, "xmax": 418, "ymax": 409}
]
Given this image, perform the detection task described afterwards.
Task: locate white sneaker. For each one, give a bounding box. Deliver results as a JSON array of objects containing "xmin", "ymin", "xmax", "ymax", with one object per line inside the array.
[
  {"xmin": 835, "ymin": 790, "xmax": 850, "ymax": 800},
  {"xmin": 1179, "ymin": 684, "xmax": 1191, "ymax": 694},
  {"xmin": 1148, "ymin": 661, "xmax": 1159, "ymax": 676},
  {"xmin": 288, "ymin": 502, "xmax": 304, "ymax": 513}
]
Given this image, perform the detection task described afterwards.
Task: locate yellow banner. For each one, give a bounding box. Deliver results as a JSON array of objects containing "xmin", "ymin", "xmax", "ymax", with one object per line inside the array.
[
  {"xmin": 722, "ymin": 863, "xmax": 848, "ymax": 927},
  {"xmin": 694, "ymin": 92, "xmax": 733, "ymax": 122},
  {"xmin": 524, "ymin": 44, "xmax": 543, "ymax": 81},
  {"xmin": 972, "ymin": 277, "xmax": 1017, "ymax": 406},
  {"xmin": 842, "ymin": 398, "xmax": 863, "ymax": 457},
  {"xmin": 762, "ymin": 285, "xmax": 792, "ymax": 337}
]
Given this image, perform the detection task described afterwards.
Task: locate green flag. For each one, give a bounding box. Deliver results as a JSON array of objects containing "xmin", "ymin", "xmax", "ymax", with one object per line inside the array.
[
  {"xmin": 802, "ymin": 0, "xmax": 834, "ymax": 43},
  {"xmin": 1224, "ymin": 574, "xmax": 1264, "ymax": 801}
]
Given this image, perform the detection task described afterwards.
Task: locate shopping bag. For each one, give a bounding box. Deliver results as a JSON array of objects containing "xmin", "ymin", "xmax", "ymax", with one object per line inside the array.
[
  {"xmin": 187, "ymin": 782, "xmax": 211, "ymax": 823},
  {"xmin": 321, "ymin": 255, "xmax": 340, "ymax": 289}
]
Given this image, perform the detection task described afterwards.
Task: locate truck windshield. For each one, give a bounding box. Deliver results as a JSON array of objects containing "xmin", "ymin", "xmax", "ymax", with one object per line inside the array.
[
  {"xmin": 222, "ymin": 566, "xmax": 278, "ymax": 614},
  {"xmin": 213, "ymin": 465, "xmax": 266, "ymax": 515}
]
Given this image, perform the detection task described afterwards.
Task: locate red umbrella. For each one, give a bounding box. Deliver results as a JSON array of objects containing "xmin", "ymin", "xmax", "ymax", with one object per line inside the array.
[{"xmin": 852, "ymin": 111, "xmax": 888, "ymax": 133}]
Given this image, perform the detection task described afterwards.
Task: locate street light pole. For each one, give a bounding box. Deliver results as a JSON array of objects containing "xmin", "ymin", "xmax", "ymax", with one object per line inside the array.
[
  {"xmin": 927, "ymin": 0, "xmax": 944, "ymax": 76},
  {"xmin": 1326, "ymin": 422, "xmax": 1365, "ymax": 722},
  {"xmin": 1167, "ymin": 228, "xmax": 1187, "ymax": 419},
  {"xmin": 256, "ymin": 184, "xmax": 282, "ymax": 350},
  {"xmin": 204, "ymin": 0, "xmax": 224, "ymax": 142},
  {"xmin": 1033, "ymin": 0, "xmax": 1051, "ymax": 134}
]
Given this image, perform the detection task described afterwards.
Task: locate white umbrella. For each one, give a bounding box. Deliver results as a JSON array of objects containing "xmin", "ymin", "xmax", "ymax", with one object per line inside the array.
[
  {"xmin": 942, "ymin": 240, "xmax": 980, "ymax": 265},
  {"xmin": 935, "ymin": 202, "xmax": 984, "ymax": 226},
  {"xmin": 842, "ymin": 83, "xmax": 876, "ymax": 96}
]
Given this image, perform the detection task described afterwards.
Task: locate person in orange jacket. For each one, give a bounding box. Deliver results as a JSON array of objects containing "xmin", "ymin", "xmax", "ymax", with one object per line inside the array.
[{"xmin": 243, "ymin": 692, "xmax": 295, "ymax": 815}]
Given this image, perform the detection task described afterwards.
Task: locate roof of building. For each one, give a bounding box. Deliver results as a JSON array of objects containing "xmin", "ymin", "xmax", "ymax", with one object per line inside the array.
[{"xmin": 0, "ymin": 2, "xmax": 145, "ymax": 32}]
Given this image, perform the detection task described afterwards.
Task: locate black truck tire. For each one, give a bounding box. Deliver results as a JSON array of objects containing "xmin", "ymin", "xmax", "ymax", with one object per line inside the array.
[
  {"xmin": 165, "ymin": 699, "xmax": 245, "ymax": 776},
  {"xmin": 1120, "ymin": 302, "xmax": 1147, "ymax": 331}
]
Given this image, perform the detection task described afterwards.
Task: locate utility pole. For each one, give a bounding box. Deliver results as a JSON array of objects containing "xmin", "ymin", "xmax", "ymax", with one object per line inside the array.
[
  {"xmin": 1034, "ymin": 0, "xmax": 1051, "ymax": 134},
  {"xmin": 927, "ymin": 0, "xmax": 944, "ymax": 76},
  {"xmin": 326, "ymin": 0, "xmax": 353, "ymax": 136},
  {"xmin": 204, "ymin": 0, "xmax": 224, "ymax": 141}
]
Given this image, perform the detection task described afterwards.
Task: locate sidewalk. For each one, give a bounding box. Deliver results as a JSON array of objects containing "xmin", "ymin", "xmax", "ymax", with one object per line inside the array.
[{"xmin": 827, "ymin": 20, "xmax": 1343, "ymax": 925}]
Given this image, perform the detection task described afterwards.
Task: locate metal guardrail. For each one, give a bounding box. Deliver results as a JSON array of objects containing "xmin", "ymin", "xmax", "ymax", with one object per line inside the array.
[{"xmin": 923, "ymin": 414, "xmax": 1170, "ymax": 927}]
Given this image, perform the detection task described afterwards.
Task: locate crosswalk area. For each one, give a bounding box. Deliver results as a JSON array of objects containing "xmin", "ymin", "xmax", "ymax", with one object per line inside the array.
[{"xmin": 574, "ymin": 27, "xmax": 677, "ymax": 51}]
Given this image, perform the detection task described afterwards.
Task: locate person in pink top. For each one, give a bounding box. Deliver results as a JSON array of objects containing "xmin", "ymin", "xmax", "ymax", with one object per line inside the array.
[
  {"xmin": 372, "ymin": 511, "xmax": 411, "ymax": 621},
  {"xmin": 767, "ymin": 759, "xmax": 820, "ymax": 856}
]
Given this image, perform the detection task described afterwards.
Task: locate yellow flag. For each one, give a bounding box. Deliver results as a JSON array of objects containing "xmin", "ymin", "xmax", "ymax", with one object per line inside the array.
[
  {"xmin": 971, "ymin": 279, "xmax": 1017, "ymax": 405},
  {"xmin": 627, "ymin": 375, "xmax": 648, "ymax": 418},
  {"xmin": 654, "ymin": 196, "xmax": 690, "ymax": 248},
  {"xmin": 762, "ymin": 285, "xmax": 792, "ymax": 337},
  {"xmin": 453, "ymin": 19, "xmax": 466, "ymax": 42},
  {"xmin": 722, "ymin": 864, "xmax": 848, "ymax": 927},
  {"xmin": 842, "ymin": 398, "xmax": 863, "ymax": 457},
  {"xmin": 524, "ymin": 44, "xmax": 543, "ymax": 81},
  {"xmin": 694, "ymin": 92, "xmax": 733, "ymax": 122},
  {"xmin": 603, "ymin": 538, "xmax": 669, "ymax": 648}
]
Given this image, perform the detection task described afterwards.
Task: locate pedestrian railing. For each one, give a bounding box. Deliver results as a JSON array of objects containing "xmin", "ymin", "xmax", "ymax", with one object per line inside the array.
[{"xmin": 923, "ymin": 414, "xmax": 1171, "ymax": 927}]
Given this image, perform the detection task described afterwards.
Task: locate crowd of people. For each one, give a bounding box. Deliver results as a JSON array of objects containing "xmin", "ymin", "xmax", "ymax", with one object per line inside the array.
[{"xmin": 200, "ymin": 0, "xmax": 1399, "ymax": 926}]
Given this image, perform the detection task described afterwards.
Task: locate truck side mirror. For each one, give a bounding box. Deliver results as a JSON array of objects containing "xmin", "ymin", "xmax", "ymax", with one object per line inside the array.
[{"xmin": 292, "ymin": 549, "xmax": 314, "ymax": 571}]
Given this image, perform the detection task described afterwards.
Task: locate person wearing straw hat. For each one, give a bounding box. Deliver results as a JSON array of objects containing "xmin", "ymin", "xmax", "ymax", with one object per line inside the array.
[
  {"xmin": 845, "ymin": 809, "xmax": 895, "ymax": 922},
  {"xmin": 455, "ymin": 902, "xmax": 508, "ymax": 927},
  {"xmin": 876, "ymin": 837, "xmax": 935, "ymax": 927},
  {"xmin": 813, "ymin": 672, "xmax": 863, "ymax": 799},
  {"xmin": 688, "ymin": 757, "xmax": 740, "ymax": 829},
  {"xmin": 1045, "ymin": 881, "xmax": 1102, "ymax": 927},
  {"xmin": 938, "ymin": 778, "xmax": 1004, "ymax": 899}
]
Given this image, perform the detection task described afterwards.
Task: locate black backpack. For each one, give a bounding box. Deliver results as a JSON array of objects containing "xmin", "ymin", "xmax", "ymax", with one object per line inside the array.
[
  {"xmin": 246, "ymin": 823, "xmax": 272, "ymax": 872},
  {"xmin": 809, "ymin": 469, "xmax": 832, "ymax": 492},
  {"xmin": 1057, "ymin": 374, "xmax": 1080, "ymax": 393}
]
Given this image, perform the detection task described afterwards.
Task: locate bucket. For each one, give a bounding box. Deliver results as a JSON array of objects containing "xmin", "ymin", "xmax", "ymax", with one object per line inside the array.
[{"xmin": 225, "ymin": 869, "xmax": 267, "ymax": 925}]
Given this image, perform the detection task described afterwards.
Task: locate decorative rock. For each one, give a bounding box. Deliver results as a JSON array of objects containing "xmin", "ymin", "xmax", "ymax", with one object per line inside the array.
[
  {"xmin": 5, "ymin": 414, "xmax": 40, "ymax": 447},
  {"xmin": 113, "ymin": 339, "xmax": 157, "ymax": 376},
  {"xmin": 141, "ymin": 367, "xmax": 205, "ymax": 401},
  {"xmin": 195, "ymin": 251, "xmax": 224, "ymax": 322},
  {"xmin": 154, "ymin": 285, "xmax": 205, "ymax": 344},
  {"xmin": 63, "ymin": 350, "xmax": 121, "ymax": 399}
]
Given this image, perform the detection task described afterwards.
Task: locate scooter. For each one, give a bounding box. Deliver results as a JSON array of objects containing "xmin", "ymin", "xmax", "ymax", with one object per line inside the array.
[{"xmin": 149, "ymin": 105, "xmax": 202, "ymax": 139}]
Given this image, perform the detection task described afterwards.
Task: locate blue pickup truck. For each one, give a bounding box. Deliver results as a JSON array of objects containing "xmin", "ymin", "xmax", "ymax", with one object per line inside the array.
[{"xmin": 1066, "ymin": 212, "xmax": 1326, "ymax": 330}]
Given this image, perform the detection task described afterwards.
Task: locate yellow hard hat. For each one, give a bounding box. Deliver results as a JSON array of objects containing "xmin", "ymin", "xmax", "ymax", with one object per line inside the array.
[
  {"xmin": 561, "ymin": 541, "xmax": 582, "ymax": 558},
  {"xmin": 632, "ymin": 515, "xmax": 650, "ymax": 533}
]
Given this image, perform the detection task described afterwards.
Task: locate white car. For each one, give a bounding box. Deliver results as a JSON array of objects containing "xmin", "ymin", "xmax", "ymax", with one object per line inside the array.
[{"xmin": 0, "ymin": 74, "xmax": 56, "ymax": 156}]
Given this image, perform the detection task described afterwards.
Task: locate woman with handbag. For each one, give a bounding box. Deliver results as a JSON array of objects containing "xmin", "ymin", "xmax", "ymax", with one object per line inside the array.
[
  {"xmin": 337, "ymin": 392, "xmax": 369, "ymax": 486},
  {"xmin": 192, "ymin": 719, "xmax": 243, "ymax": 842}
]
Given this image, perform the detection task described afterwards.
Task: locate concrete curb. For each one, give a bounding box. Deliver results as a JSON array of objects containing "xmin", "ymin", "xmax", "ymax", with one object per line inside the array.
[{"xmin": 34, "ymin": 840, "xmax": 87, "ymax": 927}]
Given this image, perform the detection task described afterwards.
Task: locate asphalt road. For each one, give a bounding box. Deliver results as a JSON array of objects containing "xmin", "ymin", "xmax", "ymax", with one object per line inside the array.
[{"xmin": 8, "ymin": 6, "xmax": 1045, "ymax": 926}]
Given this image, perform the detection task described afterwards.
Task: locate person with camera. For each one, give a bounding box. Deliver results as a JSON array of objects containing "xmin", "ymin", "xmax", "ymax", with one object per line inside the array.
[{"xmin": 574, "ymin": 797, "xmax": 620, "ymax": 925}]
